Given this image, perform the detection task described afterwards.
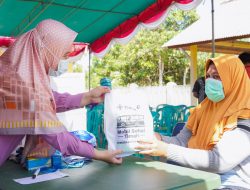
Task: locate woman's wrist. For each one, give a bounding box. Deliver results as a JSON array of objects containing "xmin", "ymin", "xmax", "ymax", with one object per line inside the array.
[
  {"xmin": 80, "ymin": 92, "xmax": 91, "ymax": 107},
  {"xmin": 154, "ymin": 132, "xmax": 162, "ymax": 141},
  {"xmin": 92, "ymin": 149, "xmax": 104, "ymax": 161}
]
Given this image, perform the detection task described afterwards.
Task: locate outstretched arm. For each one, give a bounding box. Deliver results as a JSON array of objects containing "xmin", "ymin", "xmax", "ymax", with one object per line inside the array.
[
  {"xmin": 53, "ymin": 86, "xmax": 110, "ymax": 112},
  {"xmin": 137, "ymin": 127, "xmax": 250, "ymax": 173}
]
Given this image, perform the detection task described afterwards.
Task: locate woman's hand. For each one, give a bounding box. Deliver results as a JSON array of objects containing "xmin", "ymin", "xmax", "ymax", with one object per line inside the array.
[
  {"xmin": 80, "ymin": 86, "xmax": 110, "ymax": 106},
  {"xmin": 154, "ymin": 132, "xmax": 162, "ymax": 140},
  {"xmin": 135, "ymin": 139, "xmax": 168, "ymax": 157},
  {"xmin": 93, "ymin": 149, "xmax": 123, "ymax": 164}
]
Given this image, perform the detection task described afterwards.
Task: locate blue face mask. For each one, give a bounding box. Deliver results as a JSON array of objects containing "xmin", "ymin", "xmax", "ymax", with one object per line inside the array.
[{"xmin": 205, "ymin": 78, "xmax": 225, "ymax": 102}]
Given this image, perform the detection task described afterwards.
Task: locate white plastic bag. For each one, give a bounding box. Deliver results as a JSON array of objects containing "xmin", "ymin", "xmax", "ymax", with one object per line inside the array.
[{"xmin": 104, "ymin": 89, "xmax": 154, "ymax": 157}]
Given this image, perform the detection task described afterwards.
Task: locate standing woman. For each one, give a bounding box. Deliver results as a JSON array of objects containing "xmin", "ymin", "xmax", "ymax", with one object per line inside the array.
[{"xmin": 0, "ymin": 19, "xmax": 122, "ymax": 166}]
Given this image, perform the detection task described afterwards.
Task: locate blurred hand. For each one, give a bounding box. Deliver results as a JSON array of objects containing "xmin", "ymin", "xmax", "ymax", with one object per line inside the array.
[
  {"xmin": 135, "ymin": 139, "xmax": 168, "ymax": 157},
  {"xmin": 154, "ymin": 132, "xmax": 162, "ymax": 140},
  {"xmin": 93, "ymin": 149, "xmax": 123, "ymax": 164},
  {"xmin": 81, "ymin": 86, "xmax": 110, "ymax": 106}
]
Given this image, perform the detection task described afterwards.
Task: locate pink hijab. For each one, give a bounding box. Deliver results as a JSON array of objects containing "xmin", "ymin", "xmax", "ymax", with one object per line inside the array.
[{"xmin": 0, "ymin": 19, "xmax": 77, "ymax": 135}]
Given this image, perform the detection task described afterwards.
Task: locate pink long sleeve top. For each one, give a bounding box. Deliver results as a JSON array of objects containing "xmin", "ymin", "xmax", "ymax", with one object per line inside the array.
[{"xmin": 53, "ymin": 91, "xmax": 84, "ymax": 112}]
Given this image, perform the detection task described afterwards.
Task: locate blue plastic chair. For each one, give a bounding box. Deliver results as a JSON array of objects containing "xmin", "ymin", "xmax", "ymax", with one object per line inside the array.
[
  {"xmin": 154, "ymin": 104, "xmax": 187, "ymax": 136},
  {"xmin": 183, "ymin": 106, "xmax": 195, "ymax": 121},
  {"xmin": 86, "ymin": 104, "xmax": 107, "ymax": 148}
]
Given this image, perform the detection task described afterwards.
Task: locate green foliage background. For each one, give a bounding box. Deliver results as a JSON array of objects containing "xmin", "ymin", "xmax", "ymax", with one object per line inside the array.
[{"xmin": 85, "ymin": 9, "xmax": 211, "ymax": 88}]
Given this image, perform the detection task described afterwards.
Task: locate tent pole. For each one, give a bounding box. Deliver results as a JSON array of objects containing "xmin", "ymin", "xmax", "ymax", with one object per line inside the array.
[
  {"xmin": 88, "ymin": 47, "xmax": 91, "ymax": 91},
  {"xmin": 211, "ymin": 0, "xmax": 215, "ymax": 58}
]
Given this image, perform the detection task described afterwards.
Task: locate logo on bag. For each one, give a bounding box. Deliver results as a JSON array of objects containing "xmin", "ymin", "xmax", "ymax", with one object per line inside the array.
[
  {"xmin": 117, "ymin": 115, "xmax": 145, "ymax": 143},
  {"xmin": 117, "ymin": 104, "xmax": 140, "ymax": 111},
  {"xmin": 117, "ymin": 115, "xmax": 144, "ymax": 128}
]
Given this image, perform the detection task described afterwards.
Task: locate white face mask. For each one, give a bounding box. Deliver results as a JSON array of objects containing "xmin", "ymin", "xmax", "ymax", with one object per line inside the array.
[
  {"xmin": 48, "ymin": 53, "xmax": 83, "ymax": 77},
  {"xmin": 49, "ymin": 59, "xmax": 69, "ymax": 77}
]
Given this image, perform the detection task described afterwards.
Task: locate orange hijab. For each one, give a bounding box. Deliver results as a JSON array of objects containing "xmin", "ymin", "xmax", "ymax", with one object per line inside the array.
[
  {"xmin": 0, "ymin": 19, "xmax": 77, "ymax": 135},
  {"xmin": 187, "ymin": 55, "xmax": 250, "ymax": 150}
]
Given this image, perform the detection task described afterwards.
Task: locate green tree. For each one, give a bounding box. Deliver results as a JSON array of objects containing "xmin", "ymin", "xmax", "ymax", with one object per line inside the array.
[{"xmin": 86, "ymin": 9, "xmax": 199, "ymax": 88}]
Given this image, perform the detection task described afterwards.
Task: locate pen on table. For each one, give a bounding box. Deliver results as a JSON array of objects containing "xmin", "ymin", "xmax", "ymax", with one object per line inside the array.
[{"xmin": 32, "ymin": 168, "xmax": 41, "ymax": 179}]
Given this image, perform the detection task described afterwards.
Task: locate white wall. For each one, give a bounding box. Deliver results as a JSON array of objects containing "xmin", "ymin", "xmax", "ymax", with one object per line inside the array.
[
  {"xmin": 165, "ymin": 85, "xmax": 192, "ymax": 106},
  {"xmin": 114, "ymin": 85, "xmax": 192, "ymax": 108},
  {"xmin": 50, "ymin": 73, "xmax": 87, "ymax": 131},
  {"xmin": 49, "ymin": 72, "xmax": 192, "ymax": 132}
]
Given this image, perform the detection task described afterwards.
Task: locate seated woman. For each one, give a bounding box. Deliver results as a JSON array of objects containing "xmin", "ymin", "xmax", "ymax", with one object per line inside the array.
[{"xmin": 136, "ymin": 55, "xmax": 250, "ymax": 190}]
